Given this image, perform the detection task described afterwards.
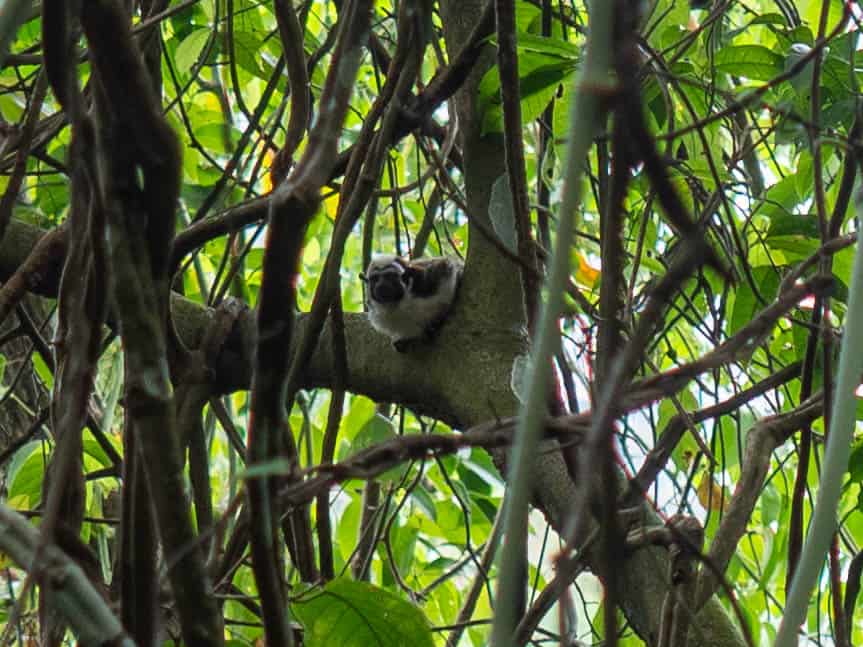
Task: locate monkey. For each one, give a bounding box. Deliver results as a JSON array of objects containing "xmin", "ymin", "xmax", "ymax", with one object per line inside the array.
[{"xmin": 361, "ymin": 255, "xmax": 463, "ymax": 352}]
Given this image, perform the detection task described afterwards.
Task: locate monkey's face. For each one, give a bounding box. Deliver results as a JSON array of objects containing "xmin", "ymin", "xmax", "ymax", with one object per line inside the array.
[{"xmin": 367, "ymin": 262, "xmax": 408, "ymax": 305}]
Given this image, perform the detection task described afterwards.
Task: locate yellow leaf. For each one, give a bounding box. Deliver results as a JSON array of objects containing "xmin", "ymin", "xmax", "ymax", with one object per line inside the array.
[
  {"xmin": 7, "ymin": 494, "xmax": 30, "ymax": 510},
  {"xmin": 697, "ymin": 472, "xmax": 725, "ymax": 513},
  {"xmin": 262, "ymin": 149, "xmax": 275, "ymax": 193},
  {"xmin": 574, "ymin": 252, "xmax": 600, "ymax": 288},
  {"xmin": 323, "ymin": 191, "xmax": 339, "ymax": 220}
]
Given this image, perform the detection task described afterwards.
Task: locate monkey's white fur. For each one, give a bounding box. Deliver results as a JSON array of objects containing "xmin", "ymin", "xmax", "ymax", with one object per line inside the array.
[{"xmin": 364, "ymin": 255, "xmax": 462, "ymax": 350}]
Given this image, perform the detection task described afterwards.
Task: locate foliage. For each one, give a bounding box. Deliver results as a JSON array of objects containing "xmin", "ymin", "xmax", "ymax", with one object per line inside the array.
[{"xmin": 0, "ymin": 0, "xmax": 859, "ymax": 646}]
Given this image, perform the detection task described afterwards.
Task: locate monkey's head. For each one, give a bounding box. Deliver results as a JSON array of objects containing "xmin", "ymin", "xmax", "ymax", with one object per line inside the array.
[{"xmin": 361, "ymin": 256, "xmax": 413, "ymax": 306}]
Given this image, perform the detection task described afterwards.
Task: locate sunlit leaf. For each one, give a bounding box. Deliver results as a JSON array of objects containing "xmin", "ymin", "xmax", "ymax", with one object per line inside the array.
[
  {"xmin": 574, "ymin": 252, "xmax": 599, "ymax": 288},
  {"xmin": 294, "ymin": 579, "xmax": 434, "ymax": 647},
  {"xmin": 175, "ymin": 29, "xmax": 210, "ymax": 75},
  {"xmin": 697, "ymin": 471, "xmax": 726, "ymax": 513},
  {"xmin": 714, "ymin": 45, "xmax": 784, "ymax": 81}
]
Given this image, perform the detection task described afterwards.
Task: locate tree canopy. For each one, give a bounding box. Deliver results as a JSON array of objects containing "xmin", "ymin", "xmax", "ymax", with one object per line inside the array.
[{"xmin": 0, "ymin": 1, "xmax": 861, "ymax": 646}]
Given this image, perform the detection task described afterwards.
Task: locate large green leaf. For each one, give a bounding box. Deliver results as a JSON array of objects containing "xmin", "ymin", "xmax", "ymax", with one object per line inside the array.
[
  {"xmin": 714, "ymin": 45, "xmax": 784, "ymax": 81},
  {"xmin": 175, "ymin": 29, "xmax": 211, "ymax": 75},
  {"xmin": 294, "ymin": 579, "xmax": 434, "ymax": 647},
  {"xmin": 346, "ymin": 413, "xmax": 406, "ymax": 483},
  {"xmin": 478, "ymin": 38, "xmax": 579, "ymax": 135},
  {"xmin": 510, "ymin": 32, "xmax": 581, "ymax": 59},
  {"xmin": 7, "ymin": 442, "xmax": 46, "ymax": 508},
  {"xmin": 480, "ymin": 59, "xmax": 576, "ymax": 134}
]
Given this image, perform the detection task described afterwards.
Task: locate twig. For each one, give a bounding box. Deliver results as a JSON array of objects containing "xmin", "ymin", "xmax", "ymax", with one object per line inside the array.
[
  {"xmin": 271, "ymin": 0, "xmax": 310, "ymax": 184},
  {"xmin": 495, "ymin": 0, "xmax": 540, "ymax": 332}
]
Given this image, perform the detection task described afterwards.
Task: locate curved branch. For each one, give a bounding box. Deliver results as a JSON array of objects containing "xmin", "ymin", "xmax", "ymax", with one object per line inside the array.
[
  {"xmin": 0, "ymin": 505, "xmax": 131, "ymax": 645},
  {"xmin": 271, "ymin": 0, "xmax": 310, "ymax": 184}
]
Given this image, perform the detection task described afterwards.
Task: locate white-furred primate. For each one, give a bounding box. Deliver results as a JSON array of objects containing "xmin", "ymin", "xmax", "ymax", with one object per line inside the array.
[{"xmin": 361, "ymin": 255, "xmax": 463, "ymax": 352}]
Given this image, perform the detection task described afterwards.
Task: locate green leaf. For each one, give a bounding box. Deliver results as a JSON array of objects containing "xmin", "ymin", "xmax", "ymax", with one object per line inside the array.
[
  {"xmin": 764, "ymin": 235, "xmax": 819, "ymax": 262},
  {"xmin": 761, "ymin": 496, "xmax": 790, "ymax": 587},
  {"xmin": 350, "ymin": 414, "xmax": 405, "ymax": 483},
  {"xmin": 457, "ymin": 460, "xmax": 492, "ymax": 496},
  {"xmin": 478, "ymin": 45, "xmax": 577, "ymax": 134},
  {"xmin": 336, "ymin": 497, "xmax": 361, "ymax": 566},
  {"xmin": 755, "ymin": 175, "xmax": 802, "ymax": 222},
  {"xmin": 32, "ymin": 353, "xmax": 53, "ymax": 390},
  {"xmin": 294, "ymin": 579, "xmax": 434, "ymax": 647},
  {"xmin": 713, "ymin": 45, "xmax": 784, "ymax": 81},
  {"xmin": 834, "ymin": 246, "xmax": 855, "ymax": 291},
  {"xmin": 646, "ymin": 0, "xmax": 689, "ymax": 50},
  {"xmin": 849, "ymin": 440, "xmax": 863, "ymax": 484},
  {"xmin": 232, "ymin": 31, "xmax": 267, "ymax": 78},
  {"xmin": 381, "ymin": 523, "xmax": 418, "ymax": 584},
  {"xmin": 475, "ymin": 496, "xmax": 499, "ymax": 524},
  {"xmin": 552, "ymin": 82, "xmax": 572, "ymax": 137},
  {"xmin": 352, "ymin": 413, "xmax": 397, "ymax": 451},
  {"xmin": 175, "ymin": 29, "xmax": 210, "ymax": 75},
  {"xmin": 746, "ymin": 12, "xmax": 790, "ymax": 27},
  {"xmin": 7, "ymin": 442, "xmax": 46, "ymax": 507},
  {"xmin": 515, "ymin": 2, "xmax": 541, "ymax": 32},
  {"xmin": 410, "ymin": 484, "xmax": 437, "ymax": 522},
  {"xmin": 765, "ymin": 212, "xmax": 819, "ymax": 239},
  {"xmin": 83, "ymin": 430, "xmax": 115, "ymax": 470},
  {"xmin": 511, "ymin": 33, "xmax": 581, "ymax": 59},
  {"xmin": 341, "ymin": 396, "xmax": 377, "ymax": 444},
  {"xmin": 481, "ymin": 65, "xmax": 574, "ymax": 134},
  {"xmin": 729, "ymin": 267, "xmax": 780, "ymax": 336},
  {"xmin": 241, "ymin": 457, "xmax": 293, "ymax": 479}
]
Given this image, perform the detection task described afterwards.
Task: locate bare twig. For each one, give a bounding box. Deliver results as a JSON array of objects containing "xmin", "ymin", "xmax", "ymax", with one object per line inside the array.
[
  {"xmin": 696, "ymin": 397, "xmax": 822, "ymax": 607},
  {"xmin": 271, "ymin": 0, "xmax": 310, "ymax": 184},
  {"xmin": 495, "ymin": 0, "xmax": 540, "ymax": 331}
]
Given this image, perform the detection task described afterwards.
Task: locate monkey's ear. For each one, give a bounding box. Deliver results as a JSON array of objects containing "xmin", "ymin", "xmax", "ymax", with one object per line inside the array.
[{"xmin": 359, "ymin": 272, "xmax": 368, "ymax": 282}]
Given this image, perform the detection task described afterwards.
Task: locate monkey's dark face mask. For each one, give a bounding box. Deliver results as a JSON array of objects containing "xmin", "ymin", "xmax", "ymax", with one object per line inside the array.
[{"xmin": 367, "ymin": 266, "xmax": 409, "ymax": 304}]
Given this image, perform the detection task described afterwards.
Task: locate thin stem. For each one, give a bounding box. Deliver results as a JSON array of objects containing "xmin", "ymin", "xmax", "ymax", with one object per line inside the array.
[
  {"xmin": 775, "ymin": 192, "xmax": 863, "ymax": 645},
  {"xmin": 489, "ymin": 3, "xmax": 614, "ymax": 645}
]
